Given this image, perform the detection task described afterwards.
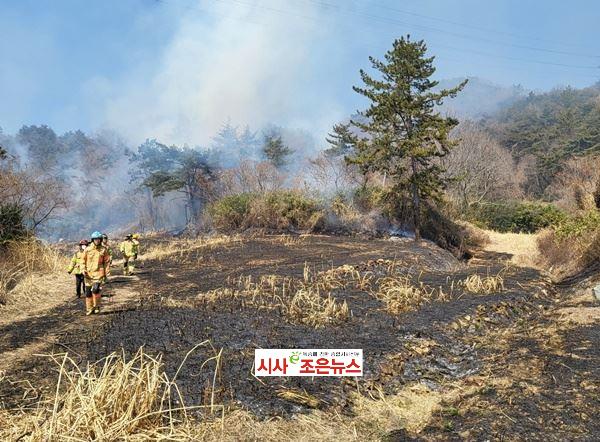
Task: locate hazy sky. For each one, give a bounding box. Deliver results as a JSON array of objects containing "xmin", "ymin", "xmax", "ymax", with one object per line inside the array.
[{"xmin": 1, "ymin": 0, "xmax": 599, "ymax": 145}]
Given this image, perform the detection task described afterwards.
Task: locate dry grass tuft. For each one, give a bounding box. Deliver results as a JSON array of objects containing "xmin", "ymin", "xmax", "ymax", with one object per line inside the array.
[
  {"xmin": 195, "ymin": 272, "xmax": 350, "ymax": 328},
  {"xmin": 459, "ymin": 273, "xmax": 505, "ymax": 294},
  {"xmin": 0, "ymin": 239, "xmax": 67, "ymax": 308},
  {"xmin": 352, "ymin": 385, "xmax": 443, "ymax": 434},
  {"xmin": 276, "ymin": 388, "xmax": 321, "ymax": 408},
  {"xmin": 372, "ymin": 276, "xmax": 444, "ymax": 314},
  {"xmin": 287, "ymin": 288, "xmax": 350, "ymax": 327},
  {"xmin": 0, "ymin": 345, "xmax": 223, "ymax": 441}
]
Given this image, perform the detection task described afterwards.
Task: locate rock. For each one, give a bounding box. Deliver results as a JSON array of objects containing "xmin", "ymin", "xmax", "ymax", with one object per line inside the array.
[{"xmin": 593, "ymin": 284, "xmax": 600, "ymax": 301}]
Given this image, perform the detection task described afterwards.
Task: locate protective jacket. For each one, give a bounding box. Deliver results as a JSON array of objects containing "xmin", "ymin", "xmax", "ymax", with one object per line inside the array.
[
  {"xmin": 67, "ymin": 250, "xmax": 85, "ymax": 275},
  {"xmin": 82, "ymin": 244, "xmax": 111, "ymax": 281},
  {"xmin": 119, "ymin": 239, "xmax": 136, "ymax": 258},
  {"xmin": 132, "ymin": 239, "xmax": 140, "ymax": 255}
]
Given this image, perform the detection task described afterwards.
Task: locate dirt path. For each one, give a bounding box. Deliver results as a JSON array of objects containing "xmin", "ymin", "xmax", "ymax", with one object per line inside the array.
[{"xmin": 0, "ymin": 265, "xmax": 145, "ymax": 374}]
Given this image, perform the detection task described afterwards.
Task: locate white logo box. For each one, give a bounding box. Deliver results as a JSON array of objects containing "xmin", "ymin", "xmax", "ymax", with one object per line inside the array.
[{"xmin": 255, "ymin": 349, "xmax": 363, "ymax": 377}]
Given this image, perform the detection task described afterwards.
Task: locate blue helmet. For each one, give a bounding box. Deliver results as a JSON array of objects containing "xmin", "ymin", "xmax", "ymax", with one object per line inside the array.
[{"xmin": 91, "ymin": 231, "xmax": 103, "ymax": 239}]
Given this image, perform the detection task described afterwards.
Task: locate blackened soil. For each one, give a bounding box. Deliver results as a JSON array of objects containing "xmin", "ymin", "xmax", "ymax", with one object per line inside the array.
[{"xmin": 1, "ymin": 234, "xmax": 598, "ymax": 441}]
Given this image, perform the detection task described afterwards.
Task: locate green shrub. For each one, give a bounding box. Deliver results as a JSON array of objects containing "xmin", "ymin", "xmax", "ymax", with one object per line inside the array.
[
  {"xmin": 207, "ymin": 191, "xmax": 321, "ymax": 231},
  {"xmin": 0, "ymin": 203, "xmax": 27, "ymax": 244},
  {"xmin": 537, "ymin": 210, "xmax": 600, "ymax": 277},
  {"xmin": 353, "ymin": 185, "xmax": 386, "ymax": 212},
  {"xmin": 553, "ymin": 210, "xmax": 600, "ymax": 240},
  {"xmin": 207, "ymin": 193, "xmax": 255, "ymax": 230},
  {"xmin": 468, "ymin": 201, "xmax": 567, "ymax": 233}
]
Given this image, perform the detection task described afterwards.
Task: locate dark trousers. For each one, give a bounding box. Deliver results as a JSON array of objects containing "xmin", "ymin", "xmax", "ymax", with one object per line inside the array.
[{"xmin": 75, "ymin": 273, "xmax": 85, "ymax": 298}]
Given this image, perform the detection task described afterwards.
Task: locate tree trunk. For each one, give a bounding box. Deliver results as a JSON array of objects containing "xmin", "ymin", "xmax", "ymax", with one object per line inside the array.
[{"xmin": 411, "ymin": 158, "xmax": 421, "ymax": 241}]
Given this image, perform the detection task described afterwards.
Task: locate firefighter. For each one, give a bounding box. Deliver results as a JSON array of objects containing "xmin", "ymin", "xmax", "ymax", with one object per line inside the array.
[
  {"xmin": 67, "ymin": 239, "xmax": 88, "ymax": 299},
  {"xmin": 132, "ymin": 233, "xmax": 140, "ymax": 260},
  {"xmin": 119, "ymin": 234, "xmax": 136, "ymax": 276},
  {"xmin": 81, "ymin": 231, "xmax": 111, "ymax": 315},
  {"xmin": 102, "ymin": 233, "xmax": 114, "ymax": 267}
]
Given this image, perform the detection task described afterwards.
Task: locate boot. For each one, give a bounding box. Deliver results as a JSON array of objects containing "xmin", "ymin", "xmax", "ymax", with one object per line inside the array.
[
  {"xmin": 92, "ymin": 294, "xmax": 101, "ymax": 314},
  {"xmin": 85, "ymin": 298, "xmax": 94, "ymax": 316}
]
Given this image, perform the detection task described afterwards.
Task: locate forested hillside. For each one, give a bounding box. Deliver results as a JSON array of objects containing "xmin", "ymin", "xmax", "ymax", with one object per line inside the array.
[{"xmin": 485, "ymin": 83, "xmax": 600, "ymax": 196}]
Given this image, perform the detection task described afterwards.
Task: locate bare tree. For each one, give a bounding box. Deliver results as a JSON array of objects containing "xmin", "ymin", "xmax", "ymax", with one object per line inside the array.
[
  {"xmin": 443, "ymin": 121, "xmax": 520, "ymax": 210},
  {"xmin": 221, "ymin": 160, "xmax": 285, "ymax": 194},
  {"xmin": 547, "ymin": 155, "xmax": 600, "ymax": 210},
  {"xmin": 0, "ymin": 161, "xmax": 68, "ymax": 231},
  {"xmin": 307, "ymin": 152, "xmax": 360, "ymax": 194}
]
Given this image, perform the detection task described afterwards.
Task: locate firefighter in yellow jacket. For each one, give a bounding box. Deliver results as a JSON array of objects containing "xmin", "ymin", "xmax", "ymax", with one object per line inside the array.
[
  {"xmin": 119, "ymin": 234, "xmax": 137, "ymax": 276},
  {"xmin": 67, "ymin": 239, "xmax": 88, "ymax": 298},
  {"xmin": 82, "ymin": 231, "xmax": 111, "ymax": 315},
  {"xmin": 132, "ymin": 233, "xmax": 140, "ymax": 259}
]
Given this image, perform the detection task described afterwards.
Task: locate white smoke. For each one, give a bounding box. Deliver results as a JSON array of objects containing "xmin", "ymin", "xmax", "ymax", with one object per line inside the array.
[{"xmin": 103, "ymin": 0, "xmax": 343, "ymax": 148}]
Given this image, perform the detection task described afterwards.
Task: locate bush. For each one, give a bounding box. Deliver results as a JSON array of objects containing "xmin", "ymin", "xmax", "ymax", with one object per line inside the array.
[
  {"xmin": 421, "ymin": 204, "xmax": 488, "ymax": 258},
  {"xmin": 207, "ymin": 193, "xmax": 255, "ymax": 230},
  {"xmin": 0, "ymin": 203, "xmax": 27, "ymax": 244},
  {"xmin": 536, "ymin": 210, "xmax": 600, "ymax": 277},
  {"xmin": 353, "ymin": 185, "xmax": 386, "ymax": 212},
  {"xmin": 468, "ymin": 201, "xmax": 566, "ymax": 233},
  {"xmin": 553, "ymin": 210, "xmax": 600, "ymax": 240},
  {"xmin": 207, "ymin": 191, "xmax": 322, "ymax": 232}
]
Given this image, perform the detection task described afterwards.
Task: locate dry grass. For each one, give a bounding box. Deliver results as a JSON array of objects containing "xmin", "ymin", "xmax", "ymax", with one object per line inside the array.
[
  {"xmin": 276, "ymin": 388, "xmax": 321, "ymax": 408},
  {"xmin": 0, "ymin": 239, "xmax": 68, "ymax": 309},
  {"xmin": 287, "ymin": 288, "xmax": 350, "ymax": 327},
  {"xmin": 556, "ymin": 307, "xmax": 600, "ymax": 325},
  {"xmin": 0, "ymin": 344, "xmax": 223, "ymax": 441},
  {"xmin": 202, "ymin": 261, "xmax": 456, "ymax": 319},
  {"xmin": 0, "ymin": 347, "xmax": 447, "ymax": 441},
  {"xmin": 140, "ymin": 235, "xmax": 243, "ymax": 262},
  {"xmin": 270, "ymin": 234, "xmax": 309, "ymax": 246},
  {"xmin": 459, "ymin": 273, "xmax": 505, "ymax": 294},
  {"xmin": 373, "ymin": 276, "xmax": 438, "ymax": 314},
  {"xmin": 484, "ymin": 230, "xmax": 539, "ymax": 268},
  {"xmin": 193, "ymin": 270, "xmax": 350, "ymax": 328}
]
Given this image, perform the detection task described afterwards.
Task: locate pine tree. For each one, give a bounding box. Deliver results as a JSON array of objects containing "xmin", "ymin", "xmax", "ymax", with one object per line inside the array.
[
  {"xmin": 239, "ymin": 125, "xmax": 259, "ymax": 158},
  {"xmin": 211, "ymin": 121, "xmax": 240, "ymax": 165},
  {"xmin": 349, "ymin": 36, "xmax": 466, "ymax": 240},
  {"xmin": 324, "ymin": 123, "xmax": 355, "ymax": 158},
  {"xmin": 262, "ymin": 131, "xmax": 292, "ymax": 168}
]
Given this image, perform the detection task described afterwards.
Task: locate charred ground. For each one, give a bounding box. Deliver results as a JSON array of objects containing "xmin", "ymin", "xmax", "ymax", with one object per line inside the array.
[{"xmin": 0, "ymin": 234, "xmax": 598, "ymax": 440}]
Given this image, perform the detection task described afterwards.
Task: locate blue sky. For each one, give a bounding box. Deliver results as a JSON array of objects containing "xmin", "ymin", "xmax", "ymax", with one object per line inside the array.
[{"xmin": 1, "ymin": 0, "xmax": 599, "ymax": 144}]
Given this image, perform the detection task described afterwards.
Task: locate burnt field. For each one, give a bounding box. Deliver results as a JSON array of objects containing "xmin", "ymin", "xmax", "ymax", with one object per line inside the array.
[{"xmin": 1, "ymin": 234, "xmax": 598, "ymax": 440}]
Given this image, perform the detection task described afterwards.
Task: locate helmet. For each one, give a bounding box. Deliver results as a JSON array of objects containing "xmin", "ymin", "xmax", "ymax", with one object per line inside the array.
[
  {"xmin": 79, "ymin": 239, "xmax": 89, "ymax": 246},
  {"xmin": 125, "ymin": 234, "xmax": 133, "ymax": 239},
  {"xmin": 132, "ymin": 233, "xmax": 140, "ymax": 239},
  {"xmin": 102, "ymin": 233, "xmax": 108, "ymax": 240},
  {"xmin": 91, "ymin": 231, "xmax": 103, "ymax": 239}
]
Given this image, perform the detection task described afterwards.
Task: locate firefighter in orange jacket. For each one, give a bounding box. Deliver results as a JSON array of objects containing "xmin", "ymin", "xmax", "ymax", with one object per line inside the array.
[{"xmin": 82, "ymin": 231, "xmax": 111, "ymax": 315}]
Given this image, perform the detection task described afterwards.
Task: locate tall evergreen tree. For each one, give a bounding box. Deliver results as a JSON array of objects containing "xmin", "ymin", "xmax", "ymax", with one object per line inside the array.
[
  {"xmin": 211, "ymin": 120, "xmax": 240, "ymax": 165},
  {"xmin": 262, "ymin": 130, "xmax": 292, "ymax": 168},
  {"xmin": 350, "ymin": 36, "xmax": 466, "ymax": 240},
  {"xmin": 239, "ymin": 125, "xmax": 259, "ymax": 158},
  {"xmin": 324, "ymin": 122, "xmax": 355, "ymax": 158}
]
